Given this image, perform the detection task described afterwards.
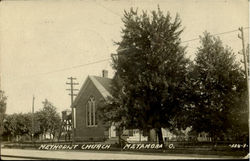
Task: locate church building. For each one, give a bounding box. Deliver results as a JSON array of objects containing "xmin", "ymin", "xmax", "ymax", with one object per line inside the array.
[{"xmin": 72, "ymin": 70, "xmax": 116, "ymax": 141}]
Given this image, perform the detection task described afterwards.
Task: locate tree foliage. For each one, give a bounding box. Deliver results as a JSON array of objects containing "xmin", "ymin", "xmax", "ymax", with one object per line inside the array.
[
  {"xmin": 97, "ymin": 75, "xmax": 129, "ymax": 129},
  {"xmin": 186, "ymin": 32, "xmax": 248, "ymax": 141},
  {"xmin": 3, "ymin": 113, "xmax": 31, "ymax": 141},
  {"xmin": 37, "ymin": 99, "xmax": 61, "ymax": 140},
  {"xmin": 97, "ymin": 75, "xmax": 131, "ymax": 144},
  {"xmin": 3, "ymin": 99, "xmax": 61, "ymax": 141}
]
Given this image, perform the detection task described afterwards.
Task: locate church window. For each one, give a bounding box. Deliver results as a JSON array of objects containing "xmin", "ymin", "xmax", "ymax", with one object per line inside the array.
[{"xmin": 86, "ymin": 96, "xmax": 97, "ymax": 127}]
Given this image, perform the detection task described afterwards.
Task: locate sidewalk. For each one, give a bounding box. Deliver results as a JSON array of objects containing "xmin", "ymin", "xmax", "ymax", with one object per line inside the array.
[{"xmin": 1, "ymin": 148, "xmax": 246, "ymax": 160}]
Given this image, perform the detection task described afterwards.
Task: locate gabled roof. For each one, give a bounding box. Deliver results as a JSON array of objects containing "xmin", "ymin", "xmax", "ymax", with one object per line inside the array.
[{"xmin": 72, "ymin": 75, "xmax": 112, "ymax": 107}]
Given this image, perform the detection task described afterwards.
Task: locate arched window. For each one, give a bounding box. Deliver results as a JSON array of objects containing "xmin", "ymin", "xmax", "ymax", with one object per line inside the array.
[{"xmin": 86, "ymin": 96, "xmax": 97, "ymax": 127}]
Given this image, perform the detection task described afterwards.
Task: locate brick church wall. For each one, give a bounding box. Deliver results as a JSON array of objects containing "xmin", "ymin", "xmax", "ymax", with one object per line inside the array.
[{"xmin": 74, "ymin": 78, "xmax": 108, "ymax": 141}]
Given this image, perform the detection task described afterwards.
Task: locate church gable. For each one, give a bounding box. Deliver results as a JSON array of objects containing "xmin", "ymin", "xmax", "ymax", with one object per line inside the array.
[
  {"xmin": 74, "ymin": 77, "xmax": 102, "ymax": 109},
  {"xmin": 74, "ymin": 72, "xmax": 113, "ymax": 141},
  {"xmin": 73, "ymin": 76, "xmax": 112, "ymax": 108}
]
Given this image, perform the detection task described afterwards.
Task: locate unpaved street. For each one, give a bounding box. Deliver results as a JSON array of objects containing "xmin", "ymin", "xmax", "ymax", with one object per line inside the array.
[{"xmin": 1, "ymin": 148, "xmax": 245, "ymax": 160}]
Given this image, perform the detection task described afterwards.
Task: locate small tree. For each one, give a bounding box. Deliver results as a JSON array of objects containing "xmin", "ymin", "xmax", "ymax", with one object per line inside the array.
[{"xmin": 37, "ymin": 99, "xmax": 61, "ymax": 140}]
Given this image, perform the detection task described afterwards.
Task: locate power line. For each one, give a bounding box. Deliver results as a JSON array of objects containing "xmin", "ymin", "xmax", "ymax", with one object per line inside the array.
[
  {"xmin": 181, "ymin": 29, "xmax": 238, "ymax": 43},
  {"xmin": 35, "ymin": 58, "xmax": 110, "ymax": 76},
  {"xmin": 115, "ymin": 27, "xmax": 250, "ymax": 54},
  {"xmin": 181, "ymin": 27, "xmax": 249, "ymax": 44},
  {"xmin": 94, "ymin": 1, "xmax": 123, "ymax": 17},
  {"xmin": 8, "ymin": 27, "xmax": 250, "ymax": 78},
  {"xmin": 27, "ymin": 27, "xmax": 250, "ymax": 75}
]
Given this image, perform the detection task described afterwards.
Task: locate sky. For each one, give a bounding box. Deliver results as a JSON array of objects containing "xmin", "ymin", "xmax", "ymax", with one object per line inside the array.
[{"xmin": 0, "ymin": 0, "xmax": 249, "ymax": 114}]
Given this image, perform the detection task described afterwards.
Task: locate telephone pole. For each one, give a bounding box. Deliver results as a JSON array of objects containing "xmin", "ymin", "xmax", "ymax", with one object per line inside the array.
[
  {"xmin": 32, "ymin": 95, "xmax": 35, "ymax": 141},
  {"xmin": 238, "ymin": 27, "xmax": 249, "ymax": 105},
  {"xmin": 66, "ymin": 77, "xmax": 79, "ymax": 144}
]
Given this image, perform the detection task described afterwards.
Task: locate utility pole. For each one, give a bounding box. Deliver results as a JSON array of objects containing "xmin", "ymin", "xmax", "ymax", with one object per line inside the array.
[
  {"xmin": 32, "ymin": 95, "xmax": 35, "ymax": 142},
  {"xmin": 238, "ymin": 27, "xmax": 249, "ymax": 106},
  {"xmin": 66, "ymin": 77, "xmax": 79, "ymax": 144}
]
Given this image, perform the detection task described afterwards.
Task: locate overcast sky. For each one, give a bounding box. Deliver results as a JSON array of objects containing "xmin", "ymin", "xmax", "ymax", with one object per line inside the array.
[{"xmin": 0, "ymin": 0, "xmax": 249, "ymax": 114}]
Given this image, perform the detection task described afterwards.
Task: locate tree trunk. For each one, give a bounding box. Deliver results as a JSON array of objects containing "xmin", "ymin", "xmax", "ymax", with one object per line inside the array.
[
  {"xmin": 0, "ymin": 135, "xmax": 2, "ymax": 156},
  {"xmin": 57, "ymin": 131, "xmax": 61, "ymax": 142},
  {"xmin": 117, "ymin": 127, "xmax": 121, "ymax": 146},
  {"xmin": 147, "ymin": 129, "xmax": 151, "ymax": 141},
  {"xmin": 139, "ymin": 130, "xmax": 141, "ymax": 143},
  {"xmin": 156, "ymin": 128, "xmax": 164, "ymax": 145},
  {"xmin": 118, "ymin": 132, "xmax": 121, "ymax": 146}
]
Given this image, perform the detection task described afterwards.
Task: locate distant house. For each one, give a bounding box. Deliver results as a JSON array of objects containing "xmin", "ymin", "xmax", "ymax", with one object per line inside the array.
[{"xmin": 197, "ymin": 132, "xmax": 212, "ymax": 142}]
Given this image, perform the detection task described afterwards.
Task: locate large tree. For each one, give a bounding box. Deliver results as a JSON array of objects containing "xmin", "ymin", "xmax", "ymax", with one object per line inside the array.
[
  {"xmin": 99, "ymin": 7, "xmax": 190, "ymax": 144},
  {"xmin": 188, "ymin": 32, "xmax": 248, "ymax": 141}
]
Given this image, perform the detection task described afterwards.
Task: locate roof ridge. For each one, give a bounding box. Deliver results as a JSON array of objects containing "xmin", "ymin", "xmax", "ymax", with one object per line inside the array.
[
  {"xmin": 92, "ymin": 75, "xmax": 112, "ymax": 79},
  {"xmin": 89, "ymin": 76, "xmax": 112, "ymax": 100}
]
